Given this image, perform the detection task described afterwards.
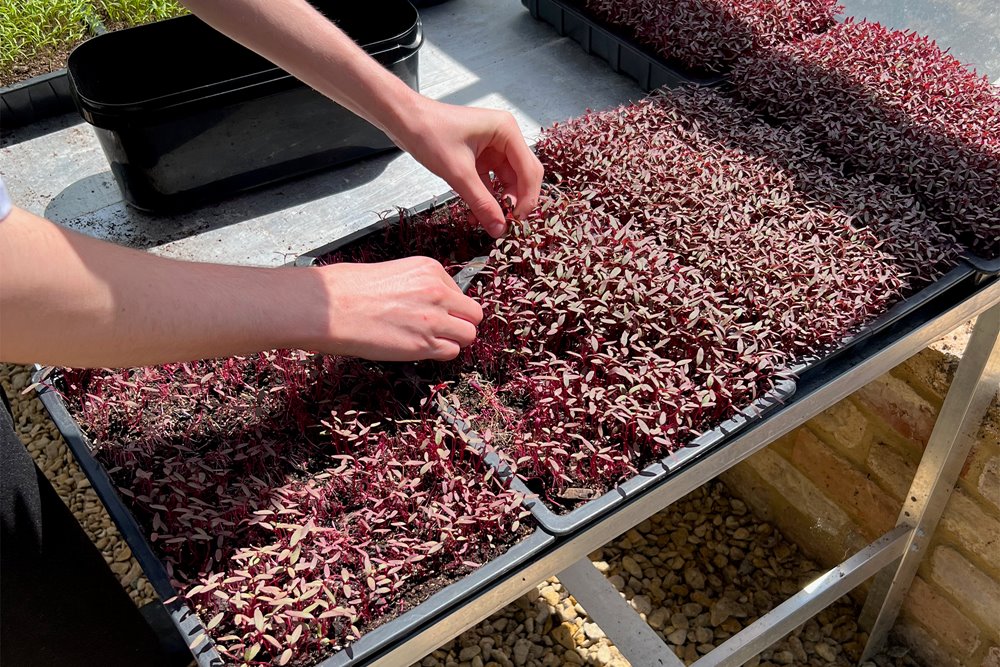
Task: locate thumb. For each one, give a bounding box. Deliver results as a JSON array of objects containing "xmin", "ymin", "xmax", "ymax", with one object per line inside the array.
[{"xmin": 452, "ymin": 172, "xmax": 506, "ymax": 238}]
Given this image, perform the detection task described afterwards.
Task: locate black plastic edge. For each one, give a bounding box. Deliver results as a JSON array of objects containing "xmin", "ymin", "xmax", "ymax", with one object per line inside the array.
[
  {"xmin": 521, "ymin": 0, "xmax": 725, "ymax": 91},
  {"xmin": 33, "ymin": 371, "xmax": 179, "ymax": 598},
  {"xmin": 32, "ymin": 365, "xmax": 552, "ymax": 667},
  {"xmin": 0, "ymin": 70, "xmax": 77, "ymax": 130},
  {"xmin": 1, "ymin": 8, "xmax": 105, "ymax": 131},
  {"xmin": 787, "ymin": 262, "xmax": 978, "ymax": 378},
  {"xmin": 314, "ymin": 530, "xmax": 553, "ymax": 667},
  {"xmin": 294, "ymin": 190, "xmax": 461, "ymax": 267},
  {"xmin": 962, "ymin": 250, "xmax": 1000, "ymax": 277},
  {"xmin": 33, "ymin": 369, "xmax": 225, "ymax": 666},
  {"xmin": 443, "ymin": 374, "xmax": 796, "ymax": 535}
]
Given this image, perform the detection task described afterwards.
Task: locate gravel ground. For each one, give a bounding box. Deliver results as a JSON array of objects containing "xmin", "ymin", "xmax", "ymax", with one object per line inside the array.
[
  {"xmin": 413, "ymin": 485, "xmax": 921, "ymax": 667},
  {"xmin": 2, "ymin": 364, "xmax": 157, "ymax": 608},
  {"xmin": 2, "ymin": 362, "xmax": 921, "ymax": 667}
]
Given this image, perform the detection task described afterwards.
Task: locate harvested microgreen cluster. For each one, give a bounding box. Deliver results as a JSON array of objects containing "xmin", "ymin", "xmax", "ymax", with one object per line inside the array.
[
  {"xmin": 732, "ymin": 19, "xmax": 1000, "ymax": 257},
  {"xmin": 578, "ymin": 0, "xmax": 840, "ymax": 72}
]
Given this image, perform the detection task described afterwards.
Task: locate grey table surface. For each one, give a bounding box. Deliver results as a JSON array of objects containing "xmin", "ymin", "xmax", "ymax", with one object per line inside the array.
[{"xmin": 1, "ymin": 0, "xmax": 996, "ymax": 268}]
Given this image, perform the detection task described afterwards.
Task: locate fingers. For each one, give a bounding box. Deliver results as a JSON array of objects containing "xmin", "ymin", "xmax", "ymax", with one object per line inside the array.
[
  {"xmin": 425, "ymin": 259, "xmax": 483, "ymax": 349},
  {"xmin": 429, "ymin": 339, "xmax": 462, "ymax": 361},
  {"xmin": 448, "ymin": 290, "xmax": 484, "ymax": 325},
  {"xmin": 452, "ymin": 167, "xmax": 507, "ymax": 238},
  {"xmin": 497, "ymin": 117, "xmax": 544, "ymax": 219},
  {"xmin": 429, "ymin": 286, "xmax": 477, "ymax": 361}
]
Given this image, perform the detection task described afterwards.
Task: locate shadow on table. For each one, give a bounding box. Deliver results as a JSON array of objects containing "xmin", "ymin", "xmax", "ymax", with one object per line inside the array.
[{"xmin": 43, "ymin": 150, "xmax": 398, "ymax": 251}]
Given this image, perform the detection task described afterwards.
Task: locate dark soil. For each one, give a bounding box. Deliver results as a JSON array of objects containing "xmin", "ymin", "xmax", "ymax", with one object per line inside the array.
[
  {"xmin": 451, "ymin": 374, "xmax": 606, "ymax": 515},
  {"xmin": 0, "ymin": 42, "xmax": 82, "ymax": 87}
]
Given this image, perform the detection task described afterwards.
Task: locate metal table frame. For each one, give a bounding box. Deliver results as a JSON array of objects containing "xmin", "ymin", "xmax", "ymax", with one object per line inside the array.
[{"xmin": 361, "ymin": 275, "xmax": 999, "ymax": 667}]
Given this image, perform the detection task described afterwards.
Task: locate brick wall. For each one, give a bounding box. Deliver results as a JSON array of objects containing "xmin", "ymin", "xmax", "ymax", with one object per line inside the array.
[{"xmin": 720, "ymin": 344, "xmax": 1000, "ymax": 667}]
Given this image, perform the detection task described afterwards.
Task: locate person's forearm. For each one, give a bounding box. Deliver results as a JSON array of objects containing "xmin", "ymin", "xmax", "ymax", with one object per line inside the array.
[
  {"xmin": 179, "ymin": 0, "xmax": 421, "ymax": 142},
  {"xmin": 0, "ymin": 207, "xmax": 326, "ymax": 368}
]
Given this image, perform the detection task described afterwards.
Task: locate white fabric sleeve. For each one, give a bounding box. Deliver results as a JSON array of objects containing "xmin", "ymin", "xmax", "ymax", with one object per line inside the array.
[{"xmin": 0, "ymin": 176, "xmax": 12, "ymax": 221}]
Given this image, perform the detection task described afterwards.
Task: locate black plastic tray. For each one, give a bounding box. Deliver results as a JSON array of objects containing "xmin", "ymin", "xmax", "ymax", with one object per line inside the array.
[
  {"xmin": 0, "ymin": 12, "xmax": 104, "ymax": 133},
  {"xmin": 33, "ymin": 367, "xmax": 554, "ymax": 667},
  {"xmin": 0, "ymin": 70, "xmax": 77, "ymax": 131},
  {"xmin": 788, "ymin": 259, "xmax": 982, "ymax": 377},
  {"xmin": 435, "ymin": 256, "xmax": 984, "ymax": 534},
  {"xmin": 441, "ymin": 377, "xmax": 797, "ymax": 535},
  {"xmin": 67, "ymin": 0, "xmax": 423, "ymax": 212},
  {"xmin": 294, "ymin": 190, "xmax": 491, "ymax": 292},
  {"xmin": 963, "ymin": 251, "xmax": 1000, "ymax": 277},
  {"xmin": 521, "ymin": 0, "xmax": 724, "ymax": 90},
  {"xmin": 294, "ymin": 191, "xmax": 460, "ymax": 267}
]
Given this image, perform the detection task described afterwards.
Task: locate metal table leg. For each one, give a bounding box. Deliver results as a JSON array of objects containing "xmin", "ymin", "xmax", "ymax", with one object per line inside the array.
[
  {"xmin": 557, "ymin": 558, "xmax": 684, "ymax": 667},
  {"xmin": 859, "ymin": 301, "xmax": 1000, "ymax": 661}
]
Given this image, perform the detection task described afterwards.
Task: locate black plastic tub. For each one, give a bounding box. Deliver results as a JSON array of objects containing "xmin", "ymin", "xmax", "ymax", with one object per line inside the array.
[
  {"xmin": 33, "ymin": 367, "xmax": 554, "ymax": 667},
  {"xmin": 521, "ymin": 0, "xmax": 724, "ymax": 90},
  {"xmin": 67, "ymin": 1, "xmax": 423, "ymax": 212}
]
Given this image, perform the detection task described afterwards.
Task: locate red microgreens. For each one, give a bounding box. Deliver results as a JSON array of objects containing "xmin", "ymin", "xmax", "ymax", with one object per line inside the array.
[
  {"xmin": 578, "ymin": 0, "xmax": 841, "ymax": 72},
  {"xmin": 61, "ymin": 354, "xmax": 528, "ymax": 666},
  {"xmin": 732, "ymin": 19, "xmax": 1000, "ymax": 257}
]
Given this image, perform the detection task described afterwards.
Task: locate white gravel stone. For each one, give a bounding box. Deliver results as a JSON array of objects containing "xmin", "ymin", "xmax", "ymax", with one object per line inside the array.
[{"xmin": 583, "ymin": 622, "xmax": 604, "ymax": 641}]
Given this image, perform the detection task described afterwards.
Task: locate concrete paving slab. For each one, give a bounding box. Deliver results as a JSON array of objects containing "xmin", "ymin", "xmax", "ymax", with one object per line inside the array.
[{"xmin": 839, "ymin": 0, "xmax": 999, "ymax": 82}]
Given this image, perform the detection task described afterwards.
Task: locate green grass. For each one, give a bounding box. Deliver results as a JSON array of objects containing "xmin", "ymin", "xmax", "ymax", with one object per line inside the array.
[
  {"xmin": 1, "ymin": 0, "xmax": 189, "ymax": 84},
  {"xmin": 0, "ymin": 0, "xmax": 96, "ymax": 75},
  {"xmin": 95, "ymin": 0, "xmax": 188, "ymax": 27}
]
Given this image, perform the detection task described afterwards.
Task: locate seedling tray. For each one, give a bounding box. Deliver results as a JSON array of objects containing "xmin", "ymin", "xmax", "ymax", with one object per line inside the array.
[
  {"xmin": 297, "ymin": 191, "xmax": 460, "ymax": 265},
  {"xmin": 436, "ymin": 254, "xmax": 983, "ymax": 534},
  {"xmin": 520, "ymin": 0, "xmax": 724, "ymax": 90},
  {"xmin": 296, "ymin": 200, "xmax": 983, "ymax": 536},
  {"xmin": 0, "ymin": 70, "xmax": 77, "ymax": 131},
  {"xmin": 789, "ymin": 259, "xmax": 982, "ymax": 377},
  {"xmin": 441, "ymin": 376, "xmax": 796, "ymax": 535},
  {"xmin": 33, "ymin": 367, "xmax": 554, "ymax": 667},
  {"xmin": 0, "ymin": 12, "xmax": 105, "ymax": 132}
]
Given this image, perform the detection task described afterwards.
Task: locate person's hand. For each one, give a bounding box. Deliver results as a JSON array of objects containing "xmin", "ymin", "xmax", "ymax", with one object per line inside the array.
[
  {"xmin": 392, "ymin": 97, "xmax": 544, "ymax": 238},
  {"xmin": 316, "ymin": 257, "xmax": 484, "ymax": 361}
]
